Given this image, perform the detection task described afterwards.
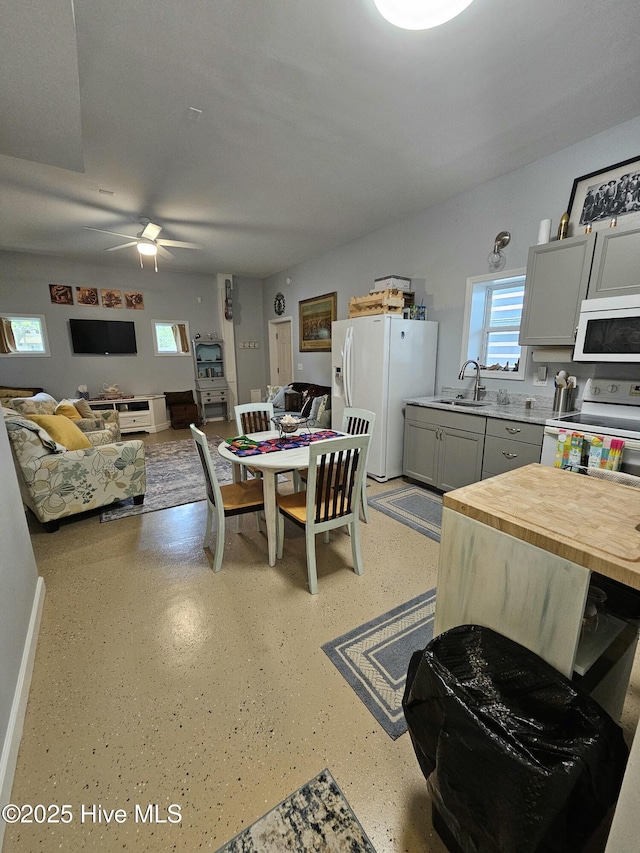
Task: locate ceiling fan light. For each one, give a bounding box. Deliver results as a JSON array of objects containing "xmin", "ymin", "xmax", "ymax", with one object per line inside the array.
[
  {"xmin": 137, "ymin": 241, "xmax": 157, "ymax": 256},
  {"xmin": 373, "ymin": 0, "xmax": 474, "ymax": 30}
]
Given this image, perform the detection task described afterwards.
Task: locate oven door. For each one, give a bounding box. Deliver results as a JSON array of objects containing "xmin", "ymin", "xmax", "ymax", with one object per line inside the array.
[
  {"xmin": 574, "ymin": 297, "xmax": 640, "ymax": 362},
  {"xmin": 542, "ymin": 424, "xmax": 640, "ymax": 475}
]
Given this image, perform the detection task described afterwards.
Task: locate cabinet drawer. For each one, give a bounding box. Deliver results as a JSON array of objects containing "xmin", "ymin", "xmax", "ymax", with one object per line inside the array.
[
  {"xmin": 405, "ymin": 405, "xmax": 486, "ymax": 434},
  {"xmin": 201, "ymin": 391, "xmax": 227, "ymax": 403},
  {"xmin": 483, "ymin": 435, "xmax": 541, "ymax": 475},
  {"xmin": 486, "ymin": 418, "xmax": 543, "ymax": 445},
  {"xmin": 120, "ymin": 412, "xmax": 151, "ymax": 429}
]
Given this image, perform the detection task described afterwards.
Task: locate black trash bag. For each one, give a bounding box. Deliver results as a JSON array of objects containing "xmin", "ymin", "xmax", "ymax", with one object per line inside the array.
[{"xmin": 402, "ymin": 625, "xmax": 629, "ymax": 853}]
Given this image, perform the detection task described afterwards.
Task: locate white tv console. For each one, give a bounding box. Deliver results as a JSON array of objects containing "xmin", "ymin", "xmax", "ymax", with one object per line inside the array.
[{"xmin": 89, "ymin": 394, "xmax": 170, "ymax": 434}]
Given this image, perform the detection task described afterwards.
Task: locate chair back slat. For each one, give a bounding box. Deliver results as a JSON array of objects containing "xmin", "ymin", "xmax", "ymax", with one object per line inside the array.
[
  {"xmin": 313, "ymin": 441, "xmax": 363, "ymax": 523},
  {"xmin": 234, "ymin": 402, "xmax": 275, "ymax": 436},
  {"xmin": 190, "ymin": 424, "xmax": 223, "ymax": 510}
]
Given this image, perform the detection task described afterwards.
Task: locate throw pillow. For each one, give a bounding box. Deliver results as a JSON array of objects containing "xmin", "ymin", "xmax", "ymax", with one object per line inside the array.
[
  {"xmin": 28, "ymin": 415, "xmax": 92, "ymax": 450},
  {"xmin": 10, "ymin": 392, "xmax": 58, "ymax": 416},
  {"xmin": 316, "ymin": 394, "xmax": 330, "ymax": 420},
  {"xmin": 266, "ymin": 384, "xmax": 282, "ymax": 403},
  {"xmin": 309, "ymin": 394, "xmax": 325, "ymax": 423},
  {"xmin": 270, "ymin": 385, "xmax": 289, "ymax": 409},
  {"xmin": 300, "ymin": 394, "xmax": 314, "ymax": 418},
  {"xmin": 70, "ymin": 398, "xmax": 95, "ymax": 418},
  {"xmin": 55, "ymin": 399, "xmax": 82, "ymax": 420}
]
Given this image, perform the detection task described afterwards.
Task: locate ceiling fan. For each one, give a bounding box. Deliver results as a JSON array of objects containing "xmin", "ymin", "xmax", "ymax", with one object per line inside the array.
[{"xmin": 83, "ymin": 217, "xmax": 200, "ymax": 271}]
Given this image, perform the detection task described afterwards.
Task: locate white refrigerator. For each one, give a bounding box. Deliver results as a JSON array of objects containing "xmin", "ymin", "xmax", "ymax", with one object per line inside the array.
[{"xmin": 331, "ymin": 315, "xmax": 438, "ymax": 481}]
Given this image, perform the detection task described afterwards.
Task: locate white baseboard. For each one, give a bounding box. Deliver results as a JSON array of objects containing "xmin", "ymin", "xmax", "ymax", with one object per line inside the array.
[{"xmin": 0, "ymin": 576, "xmax": 45, "ymax": 851}]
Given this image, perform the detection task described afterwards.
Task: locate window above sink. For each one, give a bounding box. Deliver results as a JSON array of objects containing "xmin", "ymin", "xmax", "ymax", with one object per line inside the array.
[{"xmin": 461, "ymin": 268, "xmax": 528, "ymax": 382}]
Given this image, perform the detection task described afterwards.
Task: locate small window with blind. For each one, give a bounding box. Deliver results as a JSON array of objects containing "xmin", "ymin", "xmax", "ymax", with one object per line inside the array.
[
  {"xmin": 152, "ymin": 320, "xmax": 191, "ymax": 356},
  {"xmin": 0, "ymin": 314, "xmax": 50, "ymax": 356},
  {"xmin": 460, "ymin": 269, "xmax": 527, "ymax": 381}
]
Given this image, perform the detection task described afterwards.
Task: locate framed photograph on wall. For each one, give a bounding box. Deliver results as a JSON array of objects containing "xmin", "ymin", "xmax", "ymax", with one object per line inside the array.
[
  {"xmin": 101, "ymin": 289, "xmax": 123, "ymax": 309},
  {"xmin": 567, "ymin": 155, "xmax": 640, "ymax": 236},
  {"xmin": 124, "ymin": 291, "xmax": 144, "ymax": 310},
  {"xmin": 49, "ymin": 284, "xmax": 73, "ymax": 305},
  {"xmin": 76, "ymin": 286, "xmax": 99, "ymax": 306},
  {"xmin": 299, "ymin": 291, "xmax": 337, "ymax": 352}
]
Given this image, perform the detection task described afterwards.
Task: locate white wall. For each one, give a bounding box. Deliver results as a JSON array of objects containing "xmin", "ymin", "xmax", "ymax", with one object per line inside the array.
[
  {"xmin": 0, "ymin": 418, "xmax": 43, "ymax": 848},
  {"xmin": 0, "ymin": 254, "xmax": 221, "ymax": 400},
  {"xmin": 262, "ymin": 115, "xmax": 640, "ymax": 396}
]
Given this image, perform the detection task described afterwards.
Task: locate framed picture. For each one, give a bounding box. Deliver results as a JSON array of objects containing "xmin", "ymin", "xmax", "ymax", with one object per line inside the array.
[
  {"xmin": 76, "ymin": 286, "xmax": 99, "ymax": 306},
  {"xmin": 49, "ymin": 284, "xmax": 73, "ymax": 305},
  {"xmin": 101, "ymin": 289, "xmax": 123, "ymax": 309},
  {"xmin": 124, "ymin": 291, "xmax": 144, "ymax": 310},
  {"xmin": 299, "ymin": 291, "xmax": 337, "ymax": 352},
  {"xmin": 567, "ymin": 155, "xmax": 640, "ymax": 236}
]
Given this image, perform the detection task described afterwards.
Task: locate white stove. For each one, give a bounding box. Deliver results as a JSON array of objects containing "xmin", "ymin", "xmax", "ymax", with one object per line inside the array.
[{"xmin": 541, "ymin": 378, "xmax": 640, "ymax": 476}]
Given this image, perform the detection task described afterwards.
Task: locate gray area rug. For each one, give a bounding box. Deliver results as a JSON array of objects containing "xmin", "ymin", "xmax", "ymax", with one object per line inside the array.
[
  {"xmin": 369, "ymin": 485, "xmax": 442, "ymax": 542},
  {"xmin": 213, "ymin": 768, "xmax": 376, "ymax": 852},
  {"xmin": 100, "ymin": 437, "xmax": 230, "ymax": 522},
  {"xmin": 322, "ymin": 589, "xmax": 436, "ymax": 739}
]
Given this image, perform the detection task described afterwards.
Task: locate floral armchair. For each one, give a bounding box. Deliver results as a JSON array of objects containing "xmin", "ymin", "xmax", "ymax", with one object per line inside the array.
[
  {"xmin": 8, "ymin": 392, "xmax": 120, "ymax": 445},
  {"xmin": 4, "ymin": 406, "xmax": 146, "ymax": 532}
]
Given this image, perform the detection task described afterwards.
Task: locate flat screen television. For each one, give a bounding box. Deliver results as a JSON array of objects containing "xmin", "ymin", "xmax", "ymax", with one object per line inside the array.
[{"xmin": 70, "ymin": 319, "xmax": 137, "ymax": 355}]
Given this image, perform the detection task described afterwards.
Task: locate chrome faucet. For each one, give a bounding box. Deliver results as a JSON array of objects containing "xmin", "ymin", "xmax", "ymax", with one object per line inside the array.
[{"xmin": 459, "ymin": 360, "xmax": 486, "ymax": 401}]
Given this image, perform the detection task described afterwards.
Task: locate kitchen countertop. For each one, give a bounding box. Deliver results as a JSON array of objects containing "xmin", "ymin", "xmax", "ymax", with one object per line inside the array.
[
  {"xmin": 404, "ymin": 394, "xmax": 579, "ymax": 426},
  {"xmin": 443, "ymin": 463, "xmax": 640, "ymax": 590}
]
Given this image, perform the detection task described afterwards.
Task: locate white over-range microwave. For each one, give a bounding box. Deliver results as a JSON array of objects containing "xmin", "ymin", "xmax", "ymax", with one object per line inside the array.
[{"xmin": 574, "ymin": 294, "xmax": 640, "ymax": 362}]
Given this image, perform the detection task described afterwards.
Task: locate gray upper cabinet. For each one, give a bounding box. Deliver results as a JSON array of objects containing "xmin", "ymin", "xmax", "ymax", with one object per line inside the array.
[
  {"xmin": 519, "ymin": 232, "xmax": 596, "ymax": 346},
  {"xmin": 588, "ymin": 225, "xmax": 640, "ymax": 298}
]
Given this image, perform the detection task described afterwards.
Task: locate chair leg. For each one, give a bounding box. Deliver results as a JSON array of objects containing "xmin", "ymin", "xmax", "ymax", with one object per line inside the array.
[
  {"xmin": 361, "ymin": 482, "xmax": 370, "ymax": 524},
  {"xmin": 323, "ymin": 530, "xmax": 330, "ymax": 544},
  {"xmin": 293, "ymin": 471, "xmax": 303, "ymax": 491},
  {"xmin": 306, "ymin": 527, "xmax": 318, "ymax": 594},
  {"xmin": 350, "ymin": 518, "xmax": 363, "ymax": 576},
  {"xmin": 203, "ymin": 505, "xmax": 214, "ymax": 550},
  {"xmin": 276, "ymin": 509, "xmax": 285, "ymax": 559},
  {"xmin": 211, "ymin": 515, "xmax": 226, "ymax": 573}
]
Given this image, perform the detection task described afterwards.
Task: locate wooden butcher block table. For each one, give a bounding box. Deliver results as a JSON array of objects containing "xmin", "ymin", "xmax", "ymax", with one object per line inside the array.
[{"xmin": 435, "ymin": 463, "xmax": 640, "ymax": 721}]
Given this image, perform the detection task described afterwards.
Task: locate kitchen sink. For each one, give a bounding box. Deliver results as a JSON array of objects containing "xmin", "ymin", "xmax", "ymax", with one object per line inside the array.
[{"xmin": 433, "ymin": 399, "xmax": 487, "ymax": 407}]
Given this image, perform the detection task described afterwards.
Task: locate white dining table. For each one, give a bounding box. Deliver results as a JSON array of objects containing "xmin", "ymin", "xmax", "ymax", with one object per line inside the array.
[{"xmin": 217, "ymin": 428, "xmax": 344, "ymax": 567}]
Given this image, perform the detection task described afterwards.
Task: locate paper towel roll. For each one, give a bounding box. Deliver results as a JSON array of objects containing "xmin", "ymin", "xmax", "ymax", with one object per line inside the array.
[{"xmin": 537, "ymin": 219, "xmax": 552, "ymax": 244}]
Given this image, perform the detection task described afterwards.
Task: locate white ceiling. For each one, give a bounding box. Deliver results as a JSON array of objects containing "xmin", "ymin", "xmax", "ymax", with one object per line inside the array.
[{"xmin": 1, "ymin": 0, "xmax": 639, "ymax": 279}]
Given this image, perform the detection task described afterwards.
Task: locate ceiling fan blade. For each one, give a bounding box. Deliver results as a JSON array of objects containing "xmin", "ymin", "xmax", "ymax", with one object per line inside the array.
[
  {"xmin": 83, "ymin": 226, "xmax": 137, "ymax": 240},
  {"xmin": 157, "ymin": 239, "xmax": 201, "ymax": 250},
  {"xmin": 105, "ymin": 242, "xmax": 138, "ymax": 252},
  {"xmin": 156, "ymin": 245, "xmax": 174, "ymax": 259},
  {"xmin": 140, "ymin": 221, "xmax": 162, "ymax": 241}
]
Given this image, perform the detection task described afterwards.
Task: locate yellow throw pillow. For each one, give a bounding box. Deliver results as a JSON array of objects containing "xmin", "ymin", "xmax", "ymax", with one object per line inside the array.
[
  {"xmin": 28, "ymin": 415, "xmax": 92, "ymax": 450},
  {"xmin": 55, "ymin": 399, "xmax": 82, "ymax": 420}
]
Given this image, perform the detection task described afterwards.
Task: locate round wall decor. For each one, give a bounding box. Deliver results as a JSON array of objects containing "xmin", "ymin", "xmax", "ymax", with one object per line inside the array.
[{"xmin": 274, "ymin": 292, "xmax": 286, "ymax": 315}]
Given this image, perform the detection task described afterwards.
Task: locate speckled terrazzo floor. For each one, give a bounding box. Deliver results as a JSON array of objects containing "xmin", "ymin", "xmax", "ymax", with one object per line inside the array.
[{"xmin": 6, "ymin": 422, "xmax": 640, "ymax": 852}]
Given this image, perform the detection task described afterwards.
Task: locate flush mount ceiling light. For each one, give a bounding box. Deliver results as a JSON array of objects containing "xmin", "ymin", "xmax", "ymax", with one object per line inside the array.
[{"xmin": 373, "ymin": 0, "xmax": 474, "ymax": 29}]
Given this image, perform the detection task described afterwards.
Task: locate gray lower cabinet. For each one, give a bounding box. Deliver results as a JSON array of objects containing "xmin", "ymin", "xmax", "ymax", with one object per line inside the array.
[
  {"xmin": 403, "ymin": 405, "xmax": 485, "ymax": 491},
  {"xmin": 481, "ymin": 418, "xmax": 543, "ymax": 479},
  {"xmin": 519, "ymin": 232, "xmax": 596, "ymax": 346}
]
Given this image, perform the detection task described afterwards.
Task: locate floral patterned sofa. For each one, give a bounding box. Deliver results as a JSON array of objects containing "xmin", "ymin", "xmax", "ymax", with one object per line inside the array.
[
  {"xmin": 3, "ymin": 404, "xmax": 146, "ymax": 532},
  {"xmin": 7, "ymin": 392, "xmax": 121, "ymax": 445}
]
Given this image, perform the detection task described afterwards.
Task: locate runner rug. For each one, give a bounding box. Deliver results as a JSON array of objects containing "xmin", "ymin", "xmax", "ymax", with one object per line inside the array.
[
  {"xmin": 368, "ymin": 485, "xmax": 442, "ymax": 543},
  {"xmin": 99, "ymin": 437, "xmax": 230, "ymax": 522},
  {"xmin": 213, "ymin": 768, "xmax": 376, "ymax": 852},
  {"xmin": 322, "ymin": 589, "xmax": 436, "ymax": 739}
]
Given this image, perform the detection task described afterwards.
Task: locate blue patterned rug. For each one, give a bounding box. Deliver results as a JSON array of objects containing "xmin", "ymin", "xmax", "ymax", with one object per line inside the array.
[
  {"xmin": 368, "ymin": 485, "xmax": 442, "ymax": 542},
  {"xmin": 213, "ymin": 768, "xmax": 376, "ymax": 852},
  {"xmin": 322, "ymin": 589, "xmax": 436, "ymax": 739}
]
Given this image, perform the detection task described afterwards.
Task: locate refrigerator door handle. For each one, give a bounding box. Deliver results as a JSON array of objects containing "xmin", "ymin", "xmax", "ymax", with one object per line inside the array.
[{"xmin": 344, "ymin": 326, "xmax": 353, "ymax": 407}]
